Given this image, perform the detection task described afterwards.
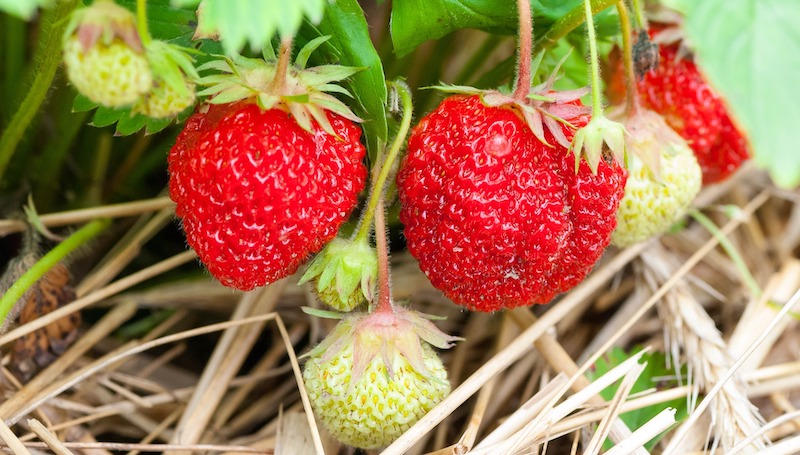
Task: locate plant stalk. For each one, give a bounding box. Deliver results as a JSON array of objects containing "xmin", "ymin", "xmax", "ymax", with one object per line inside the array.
[
  {"xmin": 0, "ymin": 218, "xmax": 110, "ymax": 326},
  {"xmin": 631, "ymin": 0, "xmax": 647, "ymax": 29},
  {"xmin": 353, "ymin": 81, "xmax": 413, "ymax": 243},
  {"xmin": 617, "ymin": 1, "xmax": 639, "ymax": 115},
  {"xmin": 373, "ymin": 197, "xmax": 393, "ymax": 314},
  {"xmin": 0, "ymin": 0, "xmax": 80, "ymax": 182},
  {"xmin": 584, "ymin": 0, "xmax": 604, "ymax": 117},
  {"xmin": 135, "ymin": 0, "xmax": 152, "ymax": 47},
  {"xmin": 512, "ymin": 0, "xmax": 533, "ymax": 101},
  {"xmin": 268, "ymin": 37, "xmax": 293, "ymax": 93}
]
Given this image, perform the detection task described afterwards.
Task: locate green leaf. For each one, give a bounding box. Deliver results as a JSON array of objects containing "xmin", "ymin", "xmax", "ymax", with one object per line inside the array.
[
  {"xmin": 390, "ymin": 0, "xmax": 619, "ymax": 57},
  {"xmin": 0, "ymin": 0, "xmax": 49, "ymax": 20},
  {"xmin": 390, "ymin": 0, "xmax": 516, "ymax": 57},
  {"xmin": 681, "ymin": 0, "xmax": 800, "ymax": 188},
  {"xmin": 588, "ymin": 348, "xmax": 688, "ymax": 451},
  {"xmin": 196, "ymin": 0, "xmax": 326, "ymax": 55},
  {"xmin": 171, "ymin": 0, "xmax": 201, "ymax": 7},
  {"xmin": 301, "ymin": 0, "xmax": 388, "ymax": 158},
  {"xmin": 79, "ymin": 100, "xmax": 184, "ymax": 136}
]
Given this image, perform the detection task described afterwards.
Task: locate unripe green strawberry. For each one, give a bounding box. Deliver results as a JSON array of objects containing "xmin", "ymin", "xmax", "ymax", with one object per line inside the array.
[
  {"xmin": 611, "ymin": 109, "xmax": 702, "ymax": 246},
  {"xmin": 134, "ymin": 40, "xmax": 199, "ymax": 119},
  {"xmin": 62, "ymin": 1, "xmax": 152, "ymax": 108},
  {"xmin": 135, "ymin": 76, "xmax": 195, "ymax": 119},
  {"xmin": 298, "ymin": 238, "xmax": 378, "ymax": 312},
  {"xmin": 302, "ymin": 306, "xmax": 457, "ymax": 449}
]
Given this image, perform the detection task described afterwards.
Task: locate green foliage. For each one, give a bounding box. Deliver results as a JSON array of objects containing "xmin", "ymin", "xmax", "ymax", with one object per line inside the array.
[
  {"xmin": 301, "ymin": 0, "xmax": 388, "ymax": 157},
  {"xmin": 0, "ymin": 0, "xmax": 49, "ymax": 20},
  {"xmin": 195, "ymin": 0, "xmax": 326, "ymax": 55},
  {"xmin": 680, "ymin": 0, "xmax": 800, "ymax": 188},
  {"xmin": 117, "ymin": 0, "xmax": 218, "ymax": 50},
  {"xmin": 72, "ymin": 94, "xmax": 190, "ymax": 136},
  {"xmin": 390, "ymin": 0, "xmax": 619, "ymax": 57},
  {"xmin": 589, "ymin": 347, "xmax": 689, "ymax": 451}
]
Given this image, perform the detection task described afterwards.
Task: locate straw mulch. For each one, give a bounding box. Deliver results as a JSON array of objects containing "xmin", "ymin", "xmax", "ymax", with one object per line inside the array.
[{"xmin": 1, "ymin": 164, "xmax": 800, "ymax": 454}]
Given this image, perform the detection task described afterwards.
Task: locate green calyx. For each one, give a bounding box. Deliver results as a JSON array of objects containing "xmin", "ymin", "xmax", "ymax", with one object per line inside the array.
[
  {"xmin": 196, "ymin": 36, "xmax": 362, "ymax": 136},
  {"xmin": 64, "ymin": 0, "xmax": 143, "ymax": 53},
  {"xmin": 298, "ymin": 237, "xmax": 378, "ymax": 312},
  {"xmin": 302, "ymin": 305, "xmax": 460, "ymax": 384},
  {"xmin": 431, "ymin": 52, "xmax": 591, "ymax": 150},
  {"xmin": 570, "ymin": 115, "xmax": 627, "ymax": 174}
]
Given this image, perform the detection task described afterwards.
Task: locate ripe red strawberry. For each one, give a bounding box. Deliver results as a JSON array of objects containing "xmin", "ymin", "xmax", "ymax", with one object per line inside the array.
[
  {"xmin": 168, "ymin": 38, "xmax": 367, "ymax": 291},
  {"xmin": 607, "ymin": 27, "xmax": 749, "ymax": 184},
  {"xmin": 397, "ymin": 95, "xmax": 626, "ymax": 312},
  {"xmin": 169, "ymin": 102, "xmax": 366, "ymax": 290}
]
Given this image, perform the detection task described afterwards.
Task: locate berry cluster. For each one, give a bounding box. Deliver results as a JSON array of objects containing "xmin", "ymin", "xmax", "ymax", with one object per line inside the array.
[
  {"xmin": 62, "ymin": 1, "xmax": 196, "ymax": 119},
  {"xmin": 607, "ymin": 25, "xmax": 749, "ymax": 184},
  {"xmin": 69, "ymin": 0, "xmax": 749, "ymax": 450}
]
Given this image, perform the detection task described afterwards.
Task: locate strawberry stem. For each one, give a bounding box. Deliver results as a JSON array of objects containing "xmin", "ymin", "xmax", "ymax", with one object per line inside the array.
[
  {"xmin": 631, "ymin": 0, "xmax": 647, "ymax": 29},
  {"xmin": 512, "ymin": 0, "xmax": 533, "ymax": 101},
  {"xmin": 353, "ymin": 81, "xmax": 413, "ymax": 244},
  {"xmin": 135, "ymin": 0, "xmax": 152, "ymax": 47},
  {"xmin": 584, "ymin": 0, "xmax": 604, "ymax": 118},
  {"xmin": 0, "ymin": 0, "xmax": 79, "ymax": 182},
  {"xmin": 373, "ymin": 197, "xmax": 394, "ymax": 315},
  {"xmin": 0, "ymin": 218, "xmax": 110, "ymax": 327},
  {"xmin": 268, "ymin": 37, "xmax": 293, "ymax": 94},
  {"xmin": 617, "ymin": 1, "xmax": 639, "ymax": 115}
]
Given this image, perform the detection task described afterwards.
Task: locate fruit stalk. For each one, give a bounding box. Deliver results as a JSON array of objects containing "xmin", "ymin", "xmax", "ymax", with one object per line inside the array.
[
  {"xmin": 353, "ymin": 81, "xmax": 413, "ymax": 243},
  {"xmin": 0, "ymin": 218, "xmax": 110, "ymax": 326},
  {"xmin": 135, "ymin": 0, "xmax": 152, "ymax": 47},
  {"xmin": 616, "ymin": 1, "xmax": 639, "ymax": 115},
  {"xmin": 584, "ymin": 0, "xmax": 603, "ymax": 117},
  {"xmin": 268, "ymin": 37, "xmax": 293, "ymax": 94},
  {"xmin": 373, "ymin": 197, "xmax": 393, "ymax": 314},
  {"xmin": 631, "ymin": 0, "xmax": 647, "ymax": 29},
  {"xmin": 0, "ymin": 0, "xmax": 80, "ymax": 181},
  {"xmin": 512, "ymin": 0, "xmax": 533, "ymax": 101}
]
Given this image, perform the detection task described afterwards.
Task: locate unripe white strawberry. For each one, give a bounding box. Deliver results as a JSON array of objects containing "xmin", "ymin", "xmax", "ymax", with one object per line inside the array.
[
  {"xmin": 612, "ymin": 109, "xmax": 702, "ymax": 246},
  {"xmin": 62, "ymin": 1, "xmax": 152, "ymax": 108},
  {"xmin": 302, "ymin": 306, "xmax": 458, "ymax": 449}
]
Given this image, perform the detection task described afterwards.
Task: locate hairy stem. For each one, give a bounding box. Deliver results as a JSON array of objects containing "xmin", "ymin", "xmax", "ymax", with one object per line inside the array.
[
  {"xmin": 617, "ymin": 1, "xmax": 639, "ymax": 115},
  {"xmin": 353, "ymin": 81, "xmax": 414, "ymax": 243},
  {"xmin": 373, "ymin": 198, "xmax": 393, "ymax": 314},
  {"xmin": 584, "ymin": 0, "xmax": 603, "ymax": 117},
  {"xmin": 136, "ymin": 0, "xmax": 152, "ymax": 47},
  {"xmin": 0, "ymin": 218, "xmax": 110, "ymax": 326},
  {"xmin": 631, "ymin": 0, "xmax": 647, "ymax": 29},
  {"xmin": 0, "ymin": 0, "xmax": 79, "ymax": 182},
  {"xmin": 512, "ymin": 0, "xmax": 533, "ymax": 101},
  {"xmin": 268, "ymin": 37, "xmax": 293, "ymax": 93}
]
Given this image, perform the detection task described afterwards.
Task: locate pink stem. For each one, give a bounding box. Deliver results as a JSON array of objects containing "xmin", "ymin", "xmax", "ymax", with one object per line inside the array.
[
  {"xmin": 512, "ymin": 0, "xmax": 533, "ymax": 101},
  {"xmin": 268, "ymin": 37, "xmax": 293, "ymax": 94},
  {"xmin": 373, "ymin": 198, "xmax": 393, "ymax": 315}
]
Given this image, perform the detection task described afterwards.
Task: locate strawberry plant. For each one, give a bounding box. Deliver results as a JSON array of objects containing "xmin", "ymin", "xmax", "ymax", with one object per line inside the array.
[{"xmin": 1, "ymin": 0, "xmax": 798, "ymax": 453}]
